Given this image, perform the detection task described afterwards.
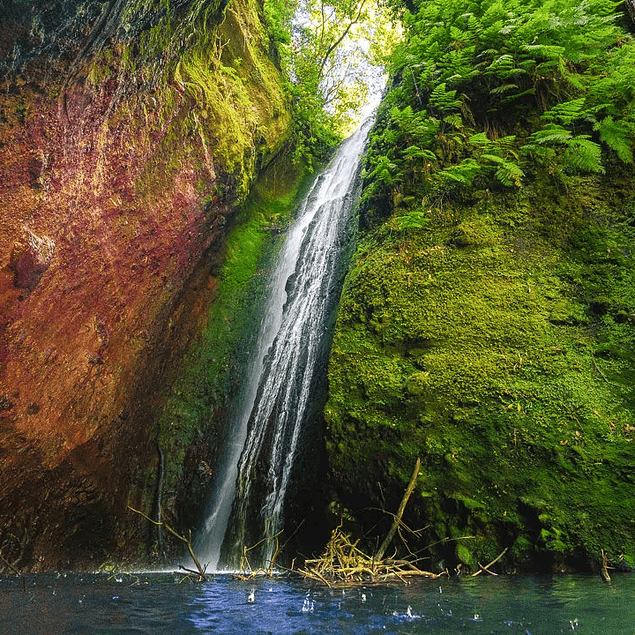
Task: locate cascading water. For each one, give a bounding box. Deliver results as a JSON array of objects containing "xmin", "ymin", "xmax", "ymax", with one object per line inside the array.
[{"xmin": 196, "ymin": 117, "xmax": 374, "ymax": 571}]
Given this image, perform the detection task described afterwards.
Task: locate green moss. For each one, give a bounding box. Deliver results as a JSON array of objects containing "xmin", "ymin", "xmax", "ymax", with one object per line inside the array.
[
  {"xmin": 86, "ymin": 0, "xmax": 292, "ymax": 203},
  {"xmin": 153, "ymin": 152, "xmax": 311, "ymax": 524},
  {"xmin": 327, "ymin": 176, "xmax": 635, "ymax": 570}
]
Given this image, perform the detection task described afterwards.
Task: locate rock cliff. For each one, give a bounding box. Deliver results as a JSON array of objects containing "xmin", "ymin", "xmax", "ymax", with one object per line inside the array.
[
  {"xmin": 0, "ymin": 0, "xmax": 291, "ymax": 570},
  {"xmin": 326, "ymin": 0, "xmax": 635, "ymax": 573}
]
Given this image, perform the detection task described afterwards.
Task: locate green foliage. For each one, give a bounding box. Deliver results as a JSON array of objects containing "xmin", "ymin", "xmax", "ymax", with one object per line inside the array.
[
  {"xmin": 594, "ymin": 115, "xmax": 634, "ymax": 163},
  {"xmin": 278, "ymin": 0, "xmax": 400, "ymax": 167},
  {"xmin": 264, "ymin": 0, "xmax": 295, "ymax": 45},
  {"xmin": 360, "ymin": 0, "xmax": 635, "ymax": 214}
]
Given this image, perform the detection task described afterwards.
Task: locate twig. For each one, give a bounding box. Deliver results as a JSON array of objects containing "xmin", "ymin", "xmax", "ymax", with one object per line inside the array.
[
  {"xmin": 600, "ymin": 550, "xmax": 611, "ymax": 584},
  {"xmin": 471, "ymin": 547, "xmax": 509, "ymax": 577},
  {"xmin": 375, "ymin": 458, "xmax": 421, "ymax": 562},
  {"xmin": 128, "ymin": 505, "xmax": 207, "ymax": 581},
  {"xmin": 0, "ymin": 552, "xmax": 21, "ymax": 576},
  {"xmin": 591, "ymin": 355, "xmax": 609, "ymax": 383}
]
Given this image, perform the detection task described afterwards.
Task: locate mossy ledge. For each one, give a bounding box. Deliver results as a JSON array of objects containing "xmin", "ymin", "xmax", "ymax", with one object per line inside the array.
[{"xmin": 328, "ymin": 157, "xmax": 635, "ymax": 576}]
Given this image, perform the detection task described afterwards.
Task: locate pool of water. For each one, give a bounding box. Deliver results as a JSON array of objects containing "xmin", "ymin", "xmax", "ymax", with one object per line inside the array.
[{"xmin": 1, "ymin": 571, "xmax": 633, "ymax": 634}]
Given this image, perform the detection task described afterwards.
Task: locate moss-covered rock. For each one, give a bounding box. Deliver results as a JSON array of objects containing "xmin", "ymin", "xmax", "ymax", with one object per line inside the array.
[
  {"xmin": 325, "ymin": 0, "xmax": 635, "ymax": 575},
  {"xmin": 326, "ymin": 176, "xmax": 635, "ymax": 572},
  {"xmin": 155, "ymin": 154, "xmax": 312, "ymax": 540}
]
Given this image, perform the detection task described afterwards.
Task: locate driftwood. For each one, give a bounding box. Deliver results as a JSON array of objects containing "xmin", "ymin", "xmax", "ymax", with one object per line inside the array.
[
  {"xmin": 471, "ymin": 547, "xmax": 509, "ymax": 577},
  {"xmin": 128, "ymin": 505, "xmax": 208, "ymax": 581},
  {"xmin": 298, "ymin": 458, "xmax": 445, "ymax": 586},
  {"xmin": 375, "ymin": 457, "xmax": 421, "ymax": 562},
  {"xmin": 299, "ymin": 524, "xmax": 444, "ymax": 586},
  {"xmin": 600, "ymin": 550, "xmax": 612, "ymax": 584},
  {"xmin": 232, "ymin": 530, "xmax": 284, "ymax": 579}
]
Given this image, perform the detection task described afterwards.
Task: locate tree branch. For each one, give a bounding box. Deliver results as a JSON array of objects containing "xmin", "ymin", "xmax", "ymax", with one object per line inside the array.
[
  {"xmin": 128, "ymin": 505, "xmax": 207, "ymax": 581},
  {"xmin": 471, "ymin": 546, "xmax": 509, "ymax": 577},
  {"xmin": 375, "ymin": 457, "xmax": 421, "ymax": 562},
  {"xmin": 318, "ymin": 0, "xmax": 368, "ymax": 77}
]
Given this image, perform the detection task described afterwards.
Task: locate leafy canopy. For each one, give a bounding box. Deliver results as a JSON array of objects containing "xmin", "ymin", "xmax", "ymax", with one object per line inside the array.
[{"xmin": 264, "ymin": 0, "xmax": 401, "ymax": 166}]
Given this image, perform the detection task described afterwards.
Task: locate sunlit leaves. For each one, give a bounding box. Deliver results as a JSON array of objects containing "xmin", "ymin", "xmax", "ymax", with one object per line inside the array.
[{"xmin": 284, "ymin": 0, "xmax": 401, "ymax": 164}]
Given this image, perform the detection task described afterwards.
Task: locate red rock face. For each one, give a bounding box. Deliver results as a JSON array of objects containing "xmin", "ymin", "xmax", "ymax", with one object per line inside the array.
[{"xmin": 0, "ymin": 64, "xmax": 231, "ymax": 570}]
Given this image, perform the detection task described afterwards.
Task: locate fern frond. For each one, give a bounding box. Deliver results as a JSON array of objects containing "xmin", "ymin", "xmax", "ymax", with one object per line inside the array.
[
  {"xmin": 395, "ymin": 209, "xmax": 430, "ymax": 231},
  {"xmin": 490, "ymin": 83, "xmax": 518, "ymax": 95},
  {"xmin": 528, "ymin": 125, "xmax": 572, "ymax": 145},
  {"xmin": 443, "ymin": 113, "xmax": 464, "ymax": 128},
  {"xmin": 501, "ymin": 88, "xmax": 536, "ymax": 105},
  {"xmin": 563, "ymin": 137, "xmax": 604, "ymax": 173},
  {"xmin": 496, "ymin": 135, "xmax": 518, "ymax": 151},
  {"xmin": 497, "ymin": 163, "xmax": 524, "ymax": 187},
  {"xmin": 469, "ymin": 132, "xmax": 491, "ymax": 145},
  {"xmin": 403, "ymin": 146, "xmax": 438, "ymax": 162},
  {"xmin": 541, "ymin": 98, "xmax": 587, "ymax": 125},
  {"xmin": 485, "ymin": 54, "xmax": 515, "ymax": 72},
  {"xmin": 429, "ymin": 82, "xmax": 462, "ymax": 112},
  {"xmin": 594, "ymin": 115, "xmax": 633, "ymax": 163},
  {"xmin": 521, "ymin": 143, "xmax": 556, "ymax": 161},
  {"xmin": 437, "ymin": 158, "xmax": 482, "ymax": 187},
  {"xmin": 522, "ymin": 44, "xmax": 566, "ymax": 60}
]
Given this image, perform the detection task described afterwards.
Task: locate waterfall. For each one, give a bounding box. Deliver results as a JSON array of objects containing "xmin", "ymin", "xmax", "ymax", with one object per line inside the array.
[{"xmin": 196, "ymin": 117, "xmax": 373, "ymax": 571}]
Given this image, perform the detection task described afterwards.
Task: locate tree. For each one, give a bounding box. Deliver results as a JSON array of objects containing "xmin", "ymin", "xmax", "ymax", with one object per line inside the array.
[{"xmin": 271, "ymin": 0, "xmax": 400, "ymax": 166}]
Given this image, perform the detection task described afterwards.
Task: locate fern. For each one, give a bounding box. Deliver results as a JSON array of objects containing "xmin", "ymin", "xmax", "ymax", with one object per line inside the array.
[
  {"xmin": 443, "ymin": 113, "xmax": 464, "ymax": 128},
  {"xmin": 367, "ymin": 0, "xmax": 633, "ymax": 206},
  {"xmin": 490, "ymin": 83, "xmax": 519, "ymax": 95},
  {"xmin": 527, "ymin": 124, "xmax": 573, "ymax": 146},
  {"xmin": 541, "ymin": 98, "xmax": 587, "ymax": 125},
  {"xmin": 366, "ymin": 155, "xmax": 400, "ymax": 187},
  {"xmin": 521, "ymin": 44, "xmax": 566, "ymax": 60},
  {"xmin": 469, "ymin": 132, "xmax": 492, "ymax": 146},
  {"xmin": 395, "ymin": 209, "xmax": 430, "ymax": 231},
  {"xmin": 429, "ymin": 82, "xmax": 462, "ymax": 112},
  {"xmin": 594, "ymin": 115, "xmax": 633, "ymax": 163},
  {"xmin": 481, "ymin": 154, "xmax": 525, "ymax": 187},
  {"xmin": 563, "ymin": 136, "xmax": 604, "ymax": 173},
  {"xmin": 437, "ymin": 158, "xmax": 483, "ymax": 187},
  {"xmin": 484, "ymin": 54, "xmax": 524, "ymax": 80},
  {"xmin": 403, "ymin": 146, "xmax": 438, "ymax": 162}
]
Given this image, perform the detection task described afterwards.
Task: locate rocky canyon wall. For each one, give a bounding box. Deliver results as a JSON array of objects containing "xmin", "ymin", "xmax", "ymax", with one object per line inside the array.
[{"xmin": 0, "ymin": 0, "xmax": 291, "ymax": 570}]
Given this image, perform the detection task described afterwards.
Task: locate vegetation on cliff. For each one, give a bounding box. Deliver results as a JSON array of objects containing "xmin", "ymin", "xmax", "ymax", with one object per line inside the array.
[
  {"xmin": 148, "ymin": 0, "xmax": 396, "ymax": 560},
  {"xmin": 156, "ymin": 157, "xmax": 312, "ymax": 537},
  {"xmin": 326, "ymin": 0, "xmax": 635, "ymax": 572}
]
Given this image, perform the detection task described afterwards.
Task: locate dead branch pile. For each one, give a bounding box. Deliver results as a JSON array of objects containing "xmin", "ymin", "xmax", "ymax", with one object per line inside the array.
[
  {"xmin": 299, "ymin": 458, "xmax": 445, "ymax": 586},
  {"xmin": 299, "ymin": 525, "xmax": 444, "ymax": 586},
  {"xmin": 300, "ymin": 524, "xmax": 444, "ymax": 586}
]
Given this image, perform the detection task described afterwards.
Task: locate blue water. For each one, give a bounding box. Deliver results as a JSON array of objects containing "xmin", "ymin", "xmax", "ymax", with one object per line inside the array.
[{"xmin": 1, "ymin": 572, "xmax": 633, "ymax": 634}]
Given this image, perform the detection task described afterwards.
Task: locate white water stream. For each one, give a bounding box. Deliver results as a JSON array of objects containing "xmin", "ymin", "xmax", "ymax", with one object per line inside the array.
[{"xmin": 196, "ymin": 118, "xmax": 373, "ymax": 570}]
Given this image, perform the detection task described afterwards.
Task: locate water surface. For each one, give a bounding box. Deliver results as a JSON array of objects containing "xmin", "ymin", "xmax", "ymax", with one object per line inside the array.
[{"xmin": 1, "ymin": 572, "xmax": 633, "ymax": 634}]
